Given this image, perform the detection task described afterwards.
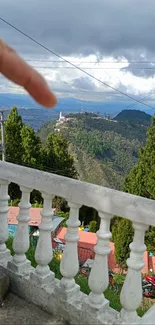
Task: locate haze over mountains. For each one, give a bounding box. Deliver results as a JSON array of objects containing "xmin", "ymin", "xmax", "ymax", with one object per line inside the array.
[{"xmin": 0, "ymin": 93, "xmax": 155, "ymax": 116}]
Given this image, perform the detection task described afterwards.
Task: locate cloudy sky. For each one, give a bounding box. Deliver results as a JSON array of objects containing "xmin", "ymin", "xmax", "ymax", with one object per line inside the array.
[{"xmin": 1, "ymin": 0, "xmax": 155, "ymax": 107}]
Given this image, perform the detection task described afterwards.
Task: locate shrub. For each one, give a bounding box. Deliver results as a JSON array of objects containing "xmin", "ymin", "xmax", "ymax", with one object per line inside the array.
[{"xmin": 89, "ymin": 220, "xmax": 97, "ymax": 233}]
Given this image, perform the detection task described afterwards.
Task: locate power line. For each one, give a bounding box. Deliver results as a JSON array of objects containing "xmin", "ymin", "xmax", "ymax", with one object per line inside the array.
[
  {"xmin": 30, "ymin": 66, "xmax": 155, "ymax": 70},
  {"xmin": 124, "ymin": 92, "xmax": 155, "ymax": 110},
  {"xmin": 25, "ymin": 59, "xmax": 155, "ymax": 64},
  {"xmin": 0, "ymin": 16, "xmax": 154, "ymax": 110},
  {"xmin": 5, "ymin": 154, "xmax": 76, "ymax": 175}
]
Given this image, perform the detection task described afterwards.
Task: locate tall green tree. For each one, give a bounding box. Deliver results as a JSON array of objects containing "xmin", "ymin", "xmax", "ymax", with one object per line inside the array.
[
  {"xmin": 124, "ymin": 116, "xmax": 155, "ymax": 199},
  {"xmin": 43, "ymin": 132, "xmax": 77, "ymax": 178},
  {"xmin": 5, "ymin": 106, "xmax": 23, "ymax": 163},
  {"xmin": 124, "ymin": 116, "xmax": 155, "ymax": 254},
  {"xmin": 21, "ymin": 125, "xmax": 42, "ymax": 167},
  {"xmin": 21, "ymin": 125, "xmax": 44, "ymax": 204},
  {"xmin": 5, "ymin": 107, "xmax": 24, "ymax": 200}
]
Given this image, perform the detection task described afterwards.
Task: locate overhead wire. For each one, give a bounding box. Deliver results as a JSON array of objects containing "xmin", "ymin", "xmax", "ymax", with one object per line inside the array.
[
  {"xmin": 5, "ymin": 154, "xmax": 75, "ymax": 176},
  {"xmin": 0, "ymin": 16, "xmax": 154, "ymax": 110},
  {"xmin": 29, "ymin": 66, "xmax": 155, "ymax": 70},
  {"xmin": 124, "ymin": 92, "xmax": 155, "ymax": 110},
  {"xmin": 25, "ymin": 59, "xmax": 155, "ymax": 64}
]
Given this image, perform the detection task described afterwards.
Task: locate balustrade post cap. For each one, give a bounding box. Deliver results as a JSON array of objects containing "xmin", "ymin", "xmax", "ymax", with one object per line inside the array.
[
  {"xmin": 20, "ymin": 186, "xmax": 32, "ymax": 193},
  {"xmin": 98, "ymin": 211, "xmax": 112, "ymax": 219},
  {"xmin": 0, "ymin": 179, "xmax": 9, "ymax": 186},
  {"xmin": 41, "ymin": 192, "xmax": 54, "ymax": 200},
  {"xmin": 132, "ymin": 222, "xmax": 149, "ymax": 232},
  {"xmin": 68, "ymin": 202, "xmax": 81, "ymax": 209}
]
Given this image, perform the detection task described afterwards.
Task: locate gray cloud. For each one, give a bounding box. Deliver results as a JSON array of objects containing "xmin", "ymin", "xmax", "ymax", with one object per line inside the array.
[
  {"xmin": 72, "ymin": 77, "xmax": 95, "ymax": 90},
  {"xmin": 1, "ymin": 0, "xmax": 155, "ymax": 60},
  {"xmin": 122, "ymin": 63, "xmax": 155, "ymax": 78}
]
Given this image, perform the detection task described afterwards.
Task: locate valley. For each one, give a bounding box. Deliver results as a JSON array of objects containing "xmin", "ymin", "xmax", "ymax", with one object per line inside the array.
[{"xmin": 38, "ymin": 110, "xmax": 152, "ymax": 190}]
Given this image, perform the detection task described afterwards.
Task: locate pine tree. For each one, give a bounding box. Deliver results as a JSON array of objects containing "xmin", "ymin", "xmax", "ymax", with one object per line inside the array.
[
  {"xmin": 21, "ymin": 125, "xmax": 42, "ymax": 167},
  {"xmin": 43, "ymin": 132, "xmax": 77, "ymax": 178},
  {"xmin": 5, "ymin": 107, "xmax": 23, "ymax": 164},
  {"xmin": 5, "ymin": 107, "xmax": 24, "ymax": 200},
  {"xmin": 124, "ymin": 116, "xmax": 155, "ymax": 253},
  {"xmin": 124, "ymin": 116, "xmax": 155, "ymax": 199}
]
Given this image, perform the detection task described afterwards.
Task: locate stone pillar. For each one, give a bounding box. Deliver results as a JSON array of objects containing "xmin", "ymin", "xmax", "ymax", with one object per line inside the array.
[
  {"xmin": 30, "ymin": 193, "xmax": 54, "ymax": 286},
  {"xmin": 7, "ymin": 186, "xmax": 31, "ymax": 274},
  {"xmin": 120, "ymin": 222, "xmax": 148, "ymax": 323},
  {"xmin": 86, "ymin": 212, "xmax": 112, "ymax": 310},
  {"xmin": 59, "ymin": 202, "xmax": 81, "ymax": 300},
  {"xmin": 0, "ymin": 180, "xmax": 10, "ymax": 262}
]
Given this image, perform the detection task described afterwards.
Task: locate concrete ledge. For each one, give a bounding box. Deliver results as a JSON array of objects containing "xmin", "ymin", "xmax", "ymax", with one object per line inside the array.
[
  {"xmin": 0, "ymin": 293, "xmax": 67, "ymax": 325},
  {"xmin": 0, "ymin": 264, "xmax": 119, "ymax": 325}
]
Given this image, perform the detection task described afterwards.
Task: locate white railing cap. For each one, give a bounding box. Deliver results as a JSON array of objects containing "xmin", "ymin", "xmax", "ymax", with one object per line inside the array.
[{"xmin": 0, "ymin": 161, "xmax": 155, "ymax": 226}]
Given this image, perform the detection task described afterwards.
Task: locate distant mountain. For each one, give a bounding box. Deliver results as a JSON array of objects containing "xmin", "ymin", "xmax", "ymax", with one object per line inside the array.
[
  {"xmin": 114, "ymin": 109, "xmax": 152, "ymax": 122},
  {"xmin": 38, "ymin": 112, "xmax": 151, "ymax": 190},
  {"xmin": 0, "ymin": 93, "xmax": 154, "ymax": 117}
]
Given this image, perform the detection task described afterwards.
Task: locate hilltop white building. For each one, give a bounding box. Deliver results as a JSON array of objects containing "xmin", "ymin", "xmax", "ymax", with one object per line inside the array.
[{"xmin": 56, "ymin": 112, "xmax": 67, "ymax": 127}]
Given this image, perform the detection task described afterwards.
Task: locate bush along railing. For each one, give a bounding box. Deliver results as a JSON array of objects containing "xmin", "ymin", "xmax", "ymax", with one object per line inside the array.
[{"xmin": 0, "ymin": 161, "xmax": 155, "ymax": 324}]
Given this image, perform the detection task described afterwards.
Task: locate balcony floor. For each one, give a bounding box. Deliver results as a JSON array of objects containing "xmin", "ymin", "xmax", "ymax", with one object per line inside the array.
[{"xmin": 0, "ymin": 293, "xmax": 68, "ymax": 325}]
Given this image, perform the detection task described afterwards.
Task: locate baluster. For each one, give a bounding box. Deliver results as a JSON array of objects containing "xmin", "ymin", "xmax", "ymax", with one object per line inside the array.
[
  {"xmin": 8, "ymin": 186, "xmax": 31, "ymax": 274},
  {"xmin": 30, "ymin": 193, "xmax": 54, "ymax": 285},
  {"xmin": 59, "ymin": 202, "xmax": 81, "ymax": 299},
  {"xmin": 0, "ymin": 180, "xmax": 10, "ymax": 261},
  {"xmin": 120, "ymin": 222, "xmax": 148, "ymax": 323},
  {"xmin": 87, "ymin": 211, "xmax": 112, "ymax": 310}
]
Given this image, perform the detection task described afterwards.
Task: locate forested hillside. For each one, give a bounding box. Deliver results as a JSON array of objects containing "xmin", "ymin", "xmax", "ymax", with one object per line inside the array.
[
  {"xmin": 38, "ymin": 112, "xmax": 151, "ymax": 190},
  {"xmin": 114, "ymin": 109, "xmax": 152, "ymax": 122}
]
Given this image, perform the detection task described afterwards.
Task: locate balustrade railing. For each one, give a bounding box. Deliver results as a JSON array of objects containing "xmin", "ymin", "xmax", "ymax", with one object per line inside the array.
[{"xmin": 0, "ymin": 161, "xmax": 155, "ymax": 324}]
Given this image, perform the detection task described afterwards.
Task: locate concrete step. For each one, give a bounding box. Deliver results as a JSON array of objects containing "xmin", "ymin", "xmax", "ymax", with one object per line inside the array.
[{"xmin": 0, "ymin": 293, "xmax": 68, "ymax": 325}]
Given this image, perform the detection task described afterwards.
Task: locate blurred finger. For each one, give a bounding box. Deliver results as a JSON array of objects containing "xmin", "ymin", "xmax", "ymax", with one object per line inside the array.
[{"xmin": 0, "ymin": 39, "xmax": 57, "ymax": 108}]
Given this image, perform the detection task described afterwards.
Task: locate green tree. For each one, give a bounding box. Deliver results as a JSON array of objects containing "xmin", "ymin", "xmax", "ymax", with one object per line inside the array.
[
  {"xmin": 5, "ymin": 106, "xmax": 23, "ymax": 163},
  {"xmin": 5, "ymin": 107, "xmax": 24, "ymax": 200},
  {"xmin": 89, "ymin": 220, "xmax": 97, "ymax": 233},
  {"xmin": 124, "ymin": 116, "xmax": 155, "ymax": 199},
  {"xmin": 43, "ymin": 132, "xmax": 77, "ymax": 178},
  {"xmin": 112, "ymin": 218, "xmax": 134, "ymax": 269},
  {"xmin": 21, "ymin": 125, "xmax": 42, "ymax": 167},
  {"xmin": 124, "ymin": 116, "xmax": 155, "ymax": 253},
  {"xmin": 4, "ymin": 108, "xmax": 77, "ymax": 207}
]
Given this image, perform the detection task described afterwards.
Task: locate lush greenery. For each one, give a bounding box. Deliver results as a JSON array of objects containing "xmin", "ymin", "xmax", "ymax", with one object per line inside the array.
[
  {"xmin": 4, "ymin": 107, "xmax": 77, "ymax": 203},
  {"xmin": 114, "ymin": 116, "xmax": 155, "ymax": 261},
  {"xmin": 124, "ymin": 116, "xmax": 155, "ymax": 199},
  {"xmin": 38, "ymin": 112, "xmax": 150, "ymax": 190},
  {"xmin": 6, "ymin": 236, "xmax": 152, "ymax": 316}
]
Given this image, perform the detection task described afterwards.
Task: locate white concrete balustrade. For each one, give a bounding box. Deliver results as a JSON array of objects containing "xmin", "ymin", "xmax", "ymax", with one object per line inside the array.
[
  {"xmin": 59, "ymin": 202, "xmax": 81, "ymax": 300},
  {"xmin": 30, "ymin": 193, "xmax": 54, "ymax": 285},
  {"xmin": 87, "ymin": 212, "xmax": 112, "ymax": 310},
  {"xmin": 0, "ymin": 161, "xmax": 155, "ymax": 325},
  {"xmin": 8, "ymin": 186, "xmax": 32, "ymax": 274},
  {"xmin": 0, "ymin": 180, "xmax": 10, "ymax": 260}
]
